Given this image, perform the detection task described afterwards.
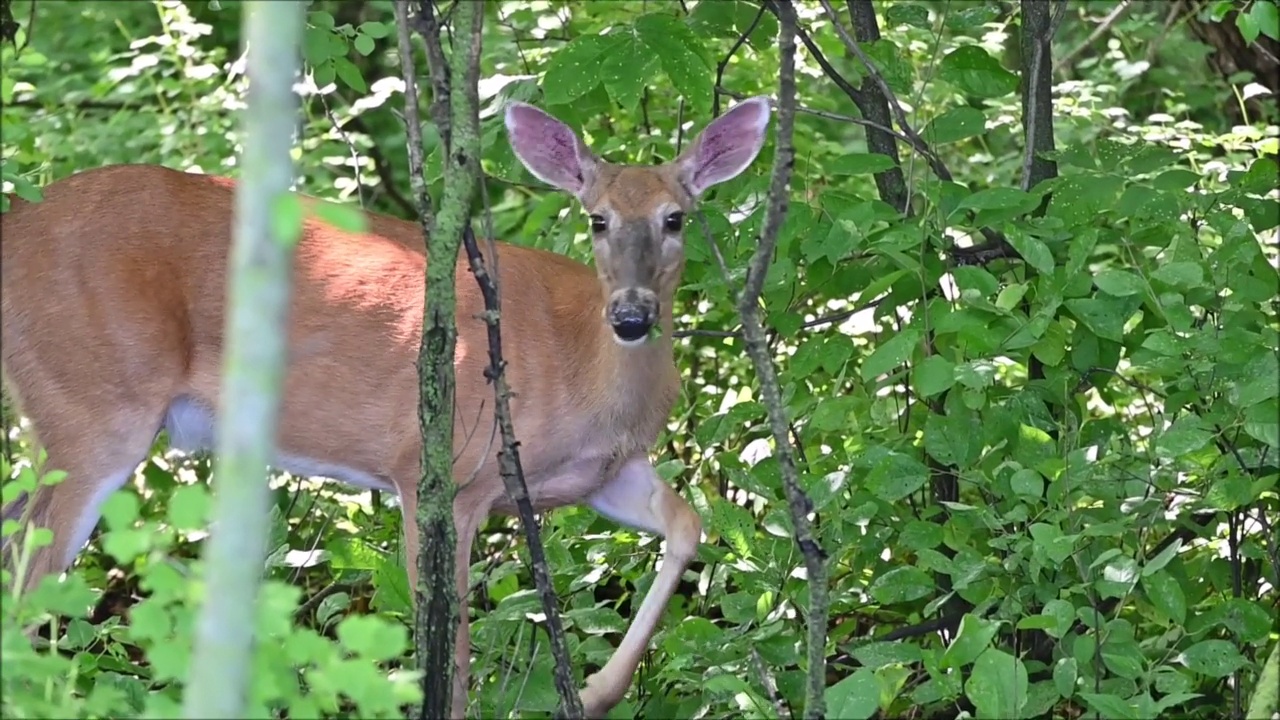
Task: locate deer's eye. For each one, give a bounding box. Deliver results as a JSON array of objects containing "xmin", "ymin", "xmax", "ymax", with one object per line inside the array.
[
  {"xmin": 589, "ymin": 214, "xmax": 608, "ymax": 233},
  {"xmin": 664, "ymin": 211, "xmax": 685, "ymax": 233}
]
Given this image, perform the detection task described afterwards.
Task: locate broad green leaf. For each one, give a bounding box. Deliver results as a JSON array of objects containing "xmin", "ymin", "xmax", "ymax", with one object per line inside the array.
[
  {"xmin": 938, "ymin": 46, "xmax": 1018, "ymax": 98},
  {"xmin": 1150, "ymin": 261, "xmax": 1205, "ymax": 290},
  {"xmin": 1154, "ymin": 415, "xmax": 1213, "ymax": 459},
  {"xmin": 868, "ymin": 565, "xmax": 934, "ymax": 604},
  {"xmin": 1244, "ymin": 400, "xmax": 1280, "ymax": 447},
  {"xmin": 1064, "ymin": 296, "xmax": 1139, "ymax": 342},
  {"xmin": 1141, "ymin": 538, "xmax": 1182, "ymax": 576},
  {"xmin": 1010, "ymin": 468, "xmax": 1042, "ymax": 499},
  {"xmin": 965, "ymin": 648, "xmax": 1029, "ymax": 718},
  {"xmin": 861, "ymin": 448, "xmax": 929, "ymax": 503},
  {"xmin": 270, "ymin": 193, "xmax": 305, "ymax": 247},
  {"xmin": 310, "ymin": 197, "xmax": 368, "ymax": 234},
  {"xmin": 1143, "ymin": 570, "xmax": 1187, "ymax": 625},
  {"xmin": 831, "ymin": 152, "xmax": 899, "ymax": 175},
  {"xmin": 958, "ymin": 187, "xmax": 1032, "ymax": 212},
  {"xmin": 1041, "ymin": 599, "xmax": 1075, "ymax": 638},
  {"xmin": 1238, "ymin": 7, "xmax": 1262, "ymax": 43},
  {"xmin": 913, "ymin": 354, "xmax": 956, "ymax": 397},
  {"xmin": 1253, "ymin": 0, "xmax": 1280, "ymax": 39},
  {"xmin": 923, "ymin": 106, "xmax": 985, "ymax": 144},
  {"xmin": 884, "ymin": 3, "xmax": 931, "ymax": 28},
  {"xmin": 1005, "ymin": 230, "xmax": 1055, "ymax": 275},
  {"xmin": 543, "ymin": 35, "xmax": 617, "ymax": 105},
  {"xmin": 1053, "ymin": 657, "xmax": 1078, "ymax": 699},
  {"xmin": 1151, "ymin": 168, "xmax": 1200, "ymax": 191},
  {"xmin": 824, "ymin": 669, "xmax": 879, "ymax": 720},
  {"xmin": 1231, "ymin": 351, "xmax": 1280, "ymax": 408},
  {"xmin": 1180, "ymin": 640, "xmax": 1248, "ymax": 678},
  {"xmin": 1219, "ymin": 598, "xmax": 1276, "ymax": 643},
  {"xmin": 861, "ymin": 329, "xmax": 922, "ymax": 381},
  {"xmin": 1094, "ymin": 269, "xmax": 1146, "ymax": 297},
  {"xmin": 636, "ymin": 13, "xmax": 713, "ymax": 115},
  {"xmin": 942, "ymin": 614, "xmax": 1000, "ymax": 669},
  {"xmin": 924, "ymin": 411, "xmax": 982, "ymax": 468},
  {"xmin": 600, "ymin": 32, "xmax": 658, "ymax": 111},
  {"xmin": 1080, "ymin": 693, "xmax": 1141, "ymax": 719}
]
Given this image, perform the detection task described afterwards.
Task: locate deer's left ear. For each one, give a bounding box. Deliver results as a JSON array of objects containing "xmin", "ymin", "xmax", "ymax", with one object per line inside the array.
[{"xmin": 676, "ymin": 96, "xmax": 772, "ymax": 197}]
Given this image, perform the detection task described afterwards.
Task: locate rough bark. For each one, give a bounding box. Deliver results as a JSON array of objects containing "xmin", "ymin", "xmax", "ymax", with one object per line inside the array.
[
  {"xmin": 181, "ymin": 2, "xmax": 304, "ymax": 717},
  {"xmin": 845, "ymin": 0, "xmax": 910, "ymax": 215}
]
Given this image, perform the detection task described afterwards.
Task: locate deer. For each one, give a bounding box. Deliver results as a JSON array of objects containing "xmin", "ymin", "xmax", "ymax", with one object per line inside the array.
[{"xmin": 0, "ymin": 95, "xmax": 771, "ymax": 717}]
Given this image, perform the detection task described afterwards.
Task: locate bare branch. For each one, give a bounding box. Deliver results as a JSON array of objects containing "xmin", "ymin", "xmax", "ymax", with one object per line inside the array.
[{"xmin": 733, "ymin": 3, "xmax": 829, "ymax": 717}]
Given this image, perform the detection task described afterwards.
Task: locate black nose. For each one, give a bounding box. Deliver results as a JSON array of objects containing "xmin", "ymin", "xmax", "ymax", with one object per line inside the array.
[{"xmin": 610, "ymin": 307, "xmax": 652, "ymax": 342}]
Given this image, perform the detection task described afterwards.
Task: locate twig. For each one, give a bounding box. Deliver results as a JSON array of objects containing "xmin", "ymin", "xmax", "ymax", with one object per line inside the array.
[
  {"xmin": 716, "ymin": 86, "xmax": 917, "ymax": 151},
  {"xmin": 1056, "ymin": 0, "xmax": 1133, "ymax": 72},
  {"xmin": 733, "ymin": 3, "xmax": 829, "ymax": 717},
  {"xmin": 460, "ymin": 224, "xmax": 584, "ymax": 718},
  {"xmin": 712, "ymin": 2, "xmax": 766, "ymax": 118},
  {"xmin": 750, "ymin": 647, "xmax": 791, "ymax": 719}
]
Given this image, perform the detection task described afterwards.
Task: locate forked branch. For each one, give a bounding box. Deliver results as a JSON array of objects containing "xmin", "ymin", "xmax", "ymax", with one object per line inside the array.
[{"xmin": 734, "ymin": 2, "xmax": 830, "ymax": 717}]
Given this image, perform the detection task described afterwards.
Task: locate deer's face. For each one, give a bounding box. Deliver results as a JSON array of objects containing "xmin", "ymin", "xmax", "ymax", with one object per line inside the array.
[{"xmin": 505, "ymin": 96, "xmax": 771, "ymax": 347}]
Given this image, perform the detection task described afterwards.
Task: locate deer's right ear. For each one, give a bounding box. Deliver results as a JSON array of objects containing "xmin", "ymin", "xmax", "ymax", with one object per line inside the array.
[{"xmin": 505, "ymin": 102, "xmax": 596, "ymax": 197}]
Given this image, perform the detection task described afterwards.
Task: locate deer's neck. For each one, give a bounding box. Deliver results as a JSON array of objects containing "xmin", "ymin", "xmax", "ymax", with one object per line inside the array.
[{"xmin": 563, "ymin": 290, "xmax": 679, "ymax": 437}]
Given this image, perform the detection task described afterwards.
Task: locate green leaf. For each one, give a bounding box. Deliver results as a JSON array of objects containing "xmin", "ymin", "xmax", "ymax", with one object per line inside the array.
[
  {"xmin": 868, "ymin": 565, "xmax": 934, "ymax": 604},
  {"xmin": 1155, "ymin": 415, "xmax": 1213, "ymax": 459},
  {"xmin": 352, "ymin": 33, "xmax": 375, "ymax": 56},
  {"xmin": 913, "ymin": 355, "xmax": 956, "ymax": 397},
  {"xmin": 958, "ymin": 187, "xmax": 1033, "ymax": 212},
  {"xmin": 923, "ymin": 106, "xmax": 985, "ymax": 144},
  {"xmin": 1244, "ymin": 400, "xmax": 1280, "ymax": 447},
  {"xmin": 600, "ymin": 33, "xmax": 657, "ymax": 111},
  {"xmin": 942, "ymin": 614, "xmax": 1000, "ymax": 669},
  {"xmin": 1151, "ymin": 168, "xmax": 1200, "ymax": 191},
  {"xmin": 1041, "ymin": 599, "xmax": 1075, "ymax": 638},
  {"xmin": 636, "ymin": 13, "xmax": 713, "ymax": 115},
  {"xmin": 965, "ymin": 648, "xmax": 1029, "ymax": 718},
  {"xmin": 861, "ymin": 329, "xmax": 922, "ymax": 381},
  {"xmin": 1180, "ymin": 640, "xmax": 1248, "ymax": 678},
  {"xmin": 1237, "ymin": 7, "xmax": 1262, "ymax": 43},
  {"xmin": 938, "ymin": 45, "xmax": 1018, "ymax": 98},
  {"xmin": 1005, "ymin": 230, "xmax": 1055, "ymax": 275},
  {"xmin": 860, "ymin": 448, "xmax": 929, "ymax": 503},
  {"xmin": 358, "ymin": 20, "xmax": 391, "ymax": 39},
  {"xmin": 167, "ymin": 484, "xmax": 210, "ymax": 531},
  {"xmin": 884, "ymin": 3, "xmax": 932, "ymax": 29},
  {"xmin": 1064, "ymin": 296, "xmax": 1139, "ymax": 343},
  {"xmin": 1094, "ymin": 269, "xmax": 1146, "ymax": 297},
  {"xmin": 1053, "ymin": 657, "xmax": 1078, "ymax": 699},
  {"xmin": 1142, "ymin": 538, "xmax": 1182, "ymax": 577},
  {"xmin": 824, "ymin": 669, "xmax": 879, "ymax": 720},
  {"xmin": 1253, "ymin": 0, "xmax": 1280, "ymax": 39},
  {"xmin": 1143, "ymin": 570, "xmax": 1187, "ymax": 625},
  {"xmin": 830, "ymin": 152, "xmax": 899, "ymax": 175},
  {"xmin": 924, "ymin": 411, "xmax": 982, "ymax": 468},
  {"xmin": 1150, "ymin": 261, "xmax": 1205, "ymax": 290},
  {"xmin": 270, "ymin": 193, "xmax": 305, "ymax": 248},
  {"xmin": 310, "ymin": 197, "xmax": 367, "ymax": 234},
  {"xmin": 543, "ymin": 35, "xmax": 616, "ymax": 105},
  {"xmin": 1010, "ymin": 468, "xmax": 1043, "ymax": 499},
  {"xmin": 1080, "ymin": 693, "xmax": 1141, "ymax": 719}
]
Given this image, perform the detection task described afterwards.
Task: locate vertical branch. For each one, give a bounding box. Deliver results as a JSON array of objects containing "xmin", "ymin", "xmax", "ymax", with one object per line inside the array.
[
  {"xmin": 459, "ymin": 225, "xmax": 584, "ymax": 718},
  {"xmin": 844, "ymin": 0, "xmax": 910, "ymax": 214},
  {"xmin": 395, "ymin": 0, "xmax": 482, "ymax": 716},
  {"xmin": 181, "ymin": 2, "xmax": 303, "ymax": 718},
  {"xmin": 736, "ymin": 3, "xmax": 829, "ymax": 718}
]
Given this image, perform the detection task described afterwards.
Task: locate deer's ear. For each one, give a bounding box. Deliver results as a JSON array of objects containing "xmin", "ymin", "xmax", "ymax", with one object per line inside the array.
[
  {"xmin": 677, "ymin": 96, "xmax": 771, "ymax": 197},
  {"xmin": 505, "ymin": 102, "xmax": 597, "ymax": 196}
]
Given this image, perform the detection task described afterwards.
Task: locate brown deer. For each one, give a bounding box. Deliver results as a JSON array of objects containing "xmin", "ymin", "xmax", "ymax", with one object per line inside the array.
[{"xmin": 0, "ymin": 95, "xmax": 771, "ymax": 716}]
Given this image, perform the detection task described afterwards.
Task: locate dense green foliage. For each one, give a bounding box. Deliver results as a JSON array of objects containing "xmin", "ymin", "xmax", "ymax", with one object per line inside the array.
[{"xmin": 2, "ymin": 1, "xmax": 1277, "ymax": 718}]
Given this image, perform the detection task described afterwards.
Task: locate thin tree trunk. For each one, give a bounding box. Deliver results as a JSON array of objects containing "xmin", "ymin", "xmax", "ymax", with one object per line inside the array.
[{"xmin": 181, "ymin": 2, "xmax": 304, "ymax": 717}]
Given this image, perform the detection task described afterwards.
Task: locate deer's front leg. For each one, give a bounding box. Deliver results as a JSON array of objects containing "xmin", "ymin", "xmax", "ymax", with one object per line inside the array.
[{"xmin": 578, "ymin": 456, "xmax": 702, "ymax": 716}]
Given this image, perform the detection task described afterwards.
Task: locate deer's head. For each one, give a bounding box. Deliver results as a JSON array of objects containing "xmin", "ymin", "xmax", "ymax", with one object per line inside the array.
[{"xmin": 505, "ymin": 96, "xmax": 771, "ymax": 346}]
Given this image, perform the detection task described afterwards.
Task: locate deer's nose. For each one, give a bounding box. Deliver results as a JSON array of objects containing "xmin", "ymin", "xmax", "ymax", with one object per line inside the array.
[{"xmin": 606, "ymin": 291, "xmax": 658, "ymax": 345}]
